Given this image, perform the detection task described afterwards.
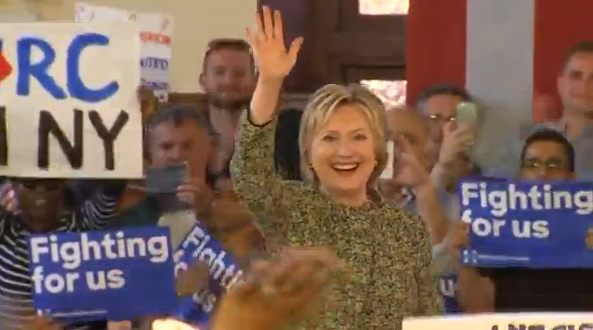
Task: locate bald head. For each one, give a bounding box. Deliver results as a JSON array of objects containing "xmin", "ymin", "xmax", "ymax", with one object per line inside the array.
[
  {"xmin": 386, "ymin": 107, "xmax": 429, "ymax": 143},
  {"xmin": 385, "ymin": 107, "xmax": 431, "ymax": 169}
]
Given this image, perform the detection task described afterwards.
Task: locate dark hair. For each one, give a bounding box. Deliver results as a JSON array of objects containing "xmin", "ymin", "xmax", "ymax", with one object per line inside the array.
[
  {"xmin": 145, "ymin": 104, "xmax": 213, "ymax": 159},
  {"xmin": 520, "ymin": 129, "xmax": 575, "ymax": 172},
  {"xmin": 415, "ymin": 83, "xmax": 473, "ymax": 109},
  {"xmin": 202, "ymin": 38, "xmax": 255, "ymax": 73},
  {"xmin": 274, "ymin": 109, "xmax": 302, "ymax": 181},
  {"xmin": 563, "ymin": 41, "xmax": 593, "ymax": 68}
]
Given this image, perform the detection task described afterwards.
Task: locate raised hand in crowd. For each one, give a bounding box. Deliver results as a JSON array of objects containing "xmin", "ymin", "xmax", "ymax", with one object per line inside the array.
[
  {"xmin": 246, "ymin": 6, "xmax": 303, "ymax": 125},
  {"xmin": 392, "ymin": 131, "xmax": 449, "ymax": 245},
  {"xmin": 392, "ymin": 134, "xmax": 431, "ymax": 189},
  {"xmin": 437, "ymin": 121, "xmax": 475, "ymax": 167},
  {"xmin": 138, "ymin": 85, "xmax": 159, "ymax": 122},
  {"xmin": 449, "ymin": 221, "xmax": 470, "ymax": 266},
  {"xmin": 176, "ymin": 177, "xmax": 214, "ymax": 216},
  {"xmin": 431, "ymin": 121, "xmax": 476, "ymax": 190},
  {"xmin": 211, "ymin": 247, "xmax": 343, "ymax": 330}
]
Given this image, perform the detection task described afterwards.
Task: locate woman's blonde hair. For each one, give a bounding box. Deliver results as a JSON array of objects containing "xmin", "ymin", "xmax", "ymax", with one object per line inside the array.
[{"xmin": 298, "ymin": 84, "xmax": 388, "ymax": 189}]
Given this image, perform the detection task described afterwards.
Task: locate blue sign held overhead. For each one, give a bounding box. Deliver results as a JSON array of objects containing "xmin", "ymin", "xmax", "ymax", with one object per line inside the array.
[
  {"xmin": 457, "ymin": 178, "xmax": 593, "ymax": 269},
  {"xmin": 15, "ymin": 33, "xmax": 119, "ymax": 103},
  {"xmin": 28, "ymin": 227, "xmax": 177, "ymax": 322}
]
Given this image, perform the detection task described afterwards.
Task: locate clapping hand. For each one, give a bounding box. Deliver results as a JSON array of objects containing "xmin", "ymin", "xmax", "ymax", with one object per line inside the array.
[
  {"xmin": 212, "ymin": 247, "xmax": 343, "ymax": 330},
  {"xmin": 392, "ymin": 134, "xmax": 431, "ymax": 189},
  {"xmin": 247, "ymin": 6, "xmax": 303, "ymax": 81}
]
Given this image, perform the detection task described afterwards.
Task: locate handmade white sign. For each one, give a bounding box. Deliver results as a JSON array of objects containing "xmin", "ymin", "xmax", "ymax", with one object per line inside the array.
[
  {"xmin": 75, "ymin": 3, "xmax": 173, "ymax": 101},
  {"xmin": 403, "ymin": 313, "xmax": 593, "ymax": 330},
  {"xmin": 0, "ymin": 23, "xmax": 142, "ymax": 178}
]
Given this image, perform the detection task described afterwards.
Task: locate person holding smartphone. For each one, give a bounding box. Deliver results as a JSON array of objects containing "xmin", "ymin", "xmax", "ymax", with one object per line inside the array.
[{"xmin": 415, "ymin": 84, "xmax": 481, "ymax": 192}]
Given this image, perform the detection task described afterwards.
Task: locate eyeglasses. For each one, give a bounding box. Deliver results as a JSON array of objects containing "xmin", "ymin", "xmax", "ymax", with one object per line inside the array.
[
  {"xmin": 521, "ymin": 159, "xmax": 567, "ymax": 171},
  {"xmin": 427, "ymin": 114, "xmax": 455, "ymax": 124}
]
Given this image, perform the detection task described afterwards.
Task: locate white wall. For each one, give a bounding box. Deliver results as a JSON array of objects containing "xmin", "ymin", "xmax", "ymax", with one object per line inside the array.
[
  {"xmin": 465, "ymin": 0, "xmax": 534, "ymax": 167},
  {"xmin": 5, "ymin": 0, "xmax": 256, "ymax": 92}
]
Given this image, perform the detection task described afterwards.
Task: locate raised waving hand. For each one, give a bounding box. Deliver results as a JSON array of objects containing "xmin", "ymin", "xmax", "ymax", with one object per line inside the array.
[
  {"xmin": 247, "ymin": 6, "xmax": 303, "ymax": 80},
  {"xmin": 247, "ymin": 7, "xmax": 303, "ymax": 124}
]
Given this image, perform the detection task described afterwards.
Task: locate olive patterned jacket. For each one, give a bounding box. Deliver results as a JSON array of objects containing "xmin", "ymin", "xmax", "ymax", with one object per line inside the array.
[{"xmin": 230, "ymin": 112, "xmax": 441, "ymax": 329}]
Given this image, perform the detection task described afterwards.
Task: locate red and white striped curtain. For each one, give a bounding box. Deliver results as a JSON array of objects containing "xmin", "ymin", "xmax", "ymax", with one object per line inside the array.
[{"xmin": 406, "ymin": 0, "xmax": 593, "ymax": 122}]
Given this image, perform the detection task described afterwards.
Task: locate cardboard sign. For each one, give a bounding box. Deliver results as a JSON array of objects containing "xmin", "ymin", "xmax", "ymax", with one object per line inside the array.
[
  {"xmin": 403, "ymin": 313, "xmax": 593, "ymax": 330},
  {"xmin": 28, "ymin": 227, "xmax": 176, "ymax": 322},
  {"xmin": 75, "ymin": 3, "xmax": 173, "ymax": 101},
  {"xmin": 0, "ymin": 23, "xmax": 142, "ymax": 178}
]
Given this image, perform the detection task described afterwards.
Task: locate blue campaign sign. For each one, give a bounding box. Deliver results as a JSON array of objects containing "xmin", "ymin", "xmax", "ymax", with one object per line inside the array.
[
  {"xmin": 437, "ymin": 275, "xmax": 461, "ymax": 314},
  {"xmin": 172, "ymin": 222, "xmax": 244, "ymax": 325},
  {"xmin": 457, "ymin": 178, "xmax": 593, "ymax": 268},
  {"xmin": 27, "ymin": 227, "xmax": 177, "ymax": 322}
]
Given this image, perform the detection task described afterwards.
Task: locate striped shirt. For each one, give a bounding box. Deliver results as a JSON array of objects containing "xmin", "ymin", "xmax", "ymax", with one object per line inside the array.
[{"xmin": 0, "ymin": 183, "xmax": 125, "ymax": 330}]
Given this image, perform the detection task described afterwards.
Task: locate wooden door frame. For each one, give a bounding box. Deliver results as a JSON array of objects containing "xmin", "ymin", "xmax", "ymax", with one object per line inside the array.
[{"xmin": 258, "ymin": 0, "xmax": 407, "ymax": 87}]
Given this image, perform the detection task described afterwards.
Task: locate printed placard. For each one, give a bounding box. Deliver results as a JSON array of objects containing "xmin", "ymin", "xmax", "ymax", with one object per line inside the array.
[
  {"xmin": 0, "ymin": 23, "xmax": 142, "ymax": 178},
  {"xmin": 403, "ymin": 313, "xmax": 593, "ymax": 330},
  {"xmin": 173, "ymin": 222, "xmax": 245, "ymax": 325},
  {"xmin": 75, "ymin": 3, "xmax": 173, "ymax": 101},
  {"xmin": 457, "ymin": 178, "xmax": 593, "ymax": 268},
  {"xmin": 28, "ymin": 227, "xmax": 176, "ymax": 322}
]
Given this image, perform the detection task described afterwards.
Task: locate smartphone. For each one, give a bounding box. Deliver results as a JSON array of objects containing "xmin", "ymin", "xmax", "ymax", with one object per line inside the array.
[
  {"xmin": 146, "ymin": 163, "xmax": 187, "ymax": 194},
  {"xmin": 380, "ymin": 140, "xmax": 395, "ymax": 179},
  {"xmin": 455, "ymin": 102, "xmax": 479, "ymax": 126}
]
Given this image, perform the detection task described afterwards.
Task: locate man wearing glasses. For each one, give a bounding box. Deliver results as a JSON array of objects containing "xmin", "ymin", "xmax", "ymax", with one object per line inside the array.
[
  {"xmin": 415, "ymin": 83, "xmax": 480, "ymax": 191},
  {"xmin": 414, "ymin": 85, "xmax": 482, "ymax": 314},
  {"xmin": 454, "ymin": 129, "xmax": 593, "ymax": 312}
]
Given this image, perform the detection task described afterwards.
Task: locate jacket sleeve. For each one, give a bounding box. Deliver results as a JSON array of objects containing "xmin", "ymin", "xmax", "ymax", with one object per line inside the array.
[{"xmin": 230, "ymin": 111, "xmax": 308, "ymax": 233}]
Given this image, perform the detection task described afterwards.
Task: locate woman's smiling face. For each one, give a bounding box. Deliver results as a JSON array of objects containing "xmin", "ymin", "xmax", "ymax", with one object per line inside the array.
[{"xmin": 309, "ymin": 104, "xmax": 376, "ymax": 200}]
